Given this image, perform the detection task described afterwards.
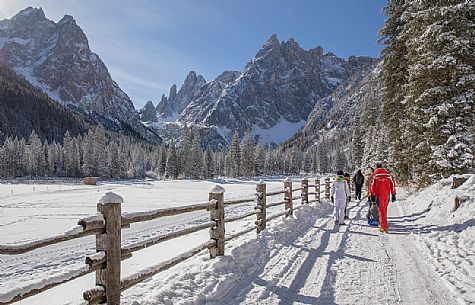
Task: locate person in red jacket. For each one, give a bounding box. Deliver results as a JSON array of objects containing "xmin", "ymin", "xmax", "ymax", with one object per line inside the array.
[{"xmin": 370, "ymin": 164, "xmax": 396, "ymax": 233}]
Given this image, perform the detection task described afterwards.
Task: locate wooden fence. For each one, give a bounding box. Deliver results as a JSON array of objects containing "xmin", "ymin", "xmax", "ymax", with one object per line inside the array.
[{"xmin": 0, "ymin": 177, "xmax": 332, "ymax": 305}]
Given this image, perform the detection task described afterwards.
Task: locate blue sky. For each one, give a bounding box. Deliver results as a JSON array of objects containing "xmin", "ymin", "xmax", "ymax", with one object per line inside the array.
[{"xmin": 0, "ymin": 0, "xmax": 387, "ymax": 109}]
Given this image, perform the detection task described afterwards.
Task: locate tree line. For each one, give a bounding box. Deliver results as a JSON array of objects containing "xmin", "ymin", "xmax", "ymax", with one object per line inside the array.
[{"xmin": 0, "ymin": 125, "xmax": 349, "ymax": 180}]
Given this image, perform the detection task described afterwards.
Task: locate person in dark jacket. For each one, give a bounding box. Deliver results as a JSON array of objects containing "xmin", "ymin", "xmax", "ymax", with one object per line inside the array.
[
  {"xmin": 343, "ymin": 172, "xmax": 352, "ymax": 219},
  {"xmin": 353, "ymin": 169, "xmax": 365, "ymax": 200}
]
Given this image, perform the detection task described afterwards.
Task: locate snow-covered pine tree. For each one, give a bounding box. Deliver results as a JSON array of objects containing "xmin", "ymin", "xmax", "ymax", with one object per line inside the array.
[
  {"xmin": 178, "ymin": 125, "xmax": 192, "ymax": 178},
  {"xmin": 82, "ymin": 130, "xmax": 96, "ymax": 177},
  {"xmin": 332, "ymin": 148, "xmax": 346, "ymax": 173},
  {"xmin": 27, "ymin": 131, "xmax": 44, "ymax": 177},
  {"xmin": 190, "ymin": 132, "xmax": 203, "ymax": 178},
  {"xmin": 202, "ymin": 148, "xmax": 214, "ymax": 179},
  {"xmin": 351, "ymin": 115, "xmax": 365, "ymax": 169},
  {"xmin": 317, "ymin": 141, "xmax": 331, "ymax": 174},
  {"xmin": 165, "ymin": 143, "xmax": 178, "ymax": 179},
  {"xmin": 254, "ymin": 143, "xmax": 265, "ymax": 177},
  {"xmin": 0, "ymin": 137, "xmax": 17, "ymax": 177},
  {"xmin": 380, "ymin": 0, "xmax": 411, "ymax": 180},
  {"xmin": 94, "ymin": 128, "xmax": 108, "ymax": 177},
  {"xmin": 403, "ymin": 0, "xmax": 475, "ymax": 183},
  {"xmin": 228, "ymin": 133, "xmax": 241, "ymax": 177},
  {"xmin": 239, "ymin": 134, "xmax": 255, "ymax": 177}
]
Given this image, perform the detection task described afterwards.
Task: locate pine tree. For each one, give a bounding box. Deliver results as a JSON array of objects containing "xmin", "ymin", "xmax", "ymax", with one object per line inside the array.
[
  {"xmin": 178, "ymin": 125, "xmax": 192, "ymax": 178},
  {"xmin": 254, "ymin": 144, "xmax": 265, "ymax": 177},
  {"xmin": 228, "ymin": 133, "xmax": 241, "ymax": 177},
  {"xmin": 202, "ymin": 148, "xmax": 214, "ymax": 179},
  {"xmin": 190, "ymin": 133, "xmax": 203, "ymax": 178},
  {"xmin": 165, "ymin": 143, "xmax": 178, "ymax": 179},
  {"xmin": 403, "ymin": 0, "xmax": 475, "ymax": 183},
  {"xmin": 332, "ymin": 148, "xmax": 346, "ymax": 173},
  {"xmin": 380, "ymin": 0, "xmax": 411, "ymax": 180},
  {"xmin": 351, "ymin": 115, "xmax": 365, "ymax": 169},
  {"xmin": 108, "ymin": 142, "xmax": 120, "ymax": 179},
  {"xmin": 239, "ymin": 134, "xmax": 255, "ymax": 177},
  {"xmin": 82, "ymin": 130, "xmax": 96, "ymax": 177}
]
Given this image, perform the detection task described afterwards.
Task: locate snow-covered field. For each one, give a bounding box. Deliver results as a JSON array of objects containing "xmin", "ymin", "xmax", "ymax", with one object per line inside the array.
[
  {"xmin": 1, "ymin": 175, "xmax": 473, "ymax": 305},
  {"xmin": 0, "ymin": 178, "xmax": 305, "ymax": 304}
]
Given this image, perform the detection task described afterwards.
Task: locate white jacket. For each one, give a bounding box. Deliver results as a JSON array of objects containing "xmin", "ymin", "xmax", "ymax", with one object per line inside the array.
[{"xmin": 331, "ymin": 176, "xmax": 349, "ymax": 201}]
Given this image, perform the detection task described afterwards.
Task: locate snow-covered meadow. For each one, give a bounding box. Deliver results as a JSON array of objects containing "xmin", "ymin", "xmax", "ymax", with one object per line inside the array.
[{"xmin": 0, "ymin": 177, "xmax": 305, "ymax": 304}]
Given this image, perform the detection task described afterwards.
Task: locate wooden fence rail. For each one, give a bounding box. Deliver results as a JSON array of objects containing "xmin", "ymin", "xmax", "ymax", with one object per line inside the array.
[{"xmin": 0, "ymin": 176, "xmax": 332, "ymax": 305}]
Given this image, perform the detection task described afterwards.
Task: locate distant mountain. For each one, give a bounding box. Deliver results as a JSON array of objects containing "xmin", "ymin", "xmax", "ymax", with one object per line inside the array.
[
  {"xmin": 0, "ymin": 64, "xmax": 88, "ymax": 143},
  {"xmin": 150, "ymin": 34, "xmax": 376, "ymax": 145},
  {"xmin": 281, "ymin": 61, "xmax": 383, "ymax": 157},
  {"xmin": 156, "ymin": 71, "xmax": 206, "ymax": 119},
  {"xmin": 0, "ymin": 7, "xmax": 160, "ymax": 142}
]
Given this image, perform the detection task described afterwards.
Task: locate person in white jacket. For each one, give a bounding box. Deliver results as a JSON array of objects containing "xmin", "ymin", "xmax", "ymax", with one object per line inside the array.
[{"xmin": 331, "ymin": 170, "xmax": 349, "ymax": 225}]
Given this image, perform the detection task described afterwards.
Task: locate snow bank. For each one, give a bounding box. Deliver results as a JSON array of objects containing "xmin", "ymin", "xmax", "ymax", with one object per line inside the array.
[
  {"xmin": 122, "ymin": 203, "xmax": 333, "ymax": 304},
  {"xmin": 399, "ymin": 174, "xmax": 475, "ymax": 304}
]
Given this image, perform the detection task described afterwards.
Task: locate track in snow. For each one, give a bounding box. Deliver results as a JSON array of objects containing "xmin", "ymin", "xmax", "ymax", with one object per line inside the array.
[{"xmin": 222, "ymin": 199, "xmax": 459, "ymax": 305}]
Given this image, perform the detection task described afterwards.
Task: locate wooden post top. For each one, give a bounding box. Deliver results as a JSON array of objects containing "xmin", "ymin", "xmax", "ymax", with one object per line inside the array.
[
  {"xmin": 209, "ymin": 184, "xmax": 225, "ymax": 194},
  {"xmin": 99, "ymin": 192, "xmax": 123, "ymax": 205}
]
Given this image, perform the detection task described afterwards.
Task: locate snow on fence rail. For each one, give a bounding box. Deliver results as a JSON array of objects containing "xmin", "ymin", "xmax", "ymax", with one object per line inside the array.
[{"xmin": 0, "ymin": 177, "xmax": 332, "ymax": 305}]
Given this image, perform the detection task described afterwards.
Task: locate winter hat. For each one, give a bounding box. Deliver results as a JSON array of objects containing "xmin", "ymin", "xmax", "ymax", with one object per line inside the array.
[{"xmin": 337, "ymin": 170, "xmax": 344, "ymax": 176}]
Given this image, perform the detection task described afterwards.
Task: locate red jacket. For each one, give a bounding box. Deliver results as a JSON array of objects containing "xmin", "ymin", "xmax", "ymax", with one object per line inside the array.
[{"xmin": 370, "ymin": 168, "xmax": 396, "ymax": 203}]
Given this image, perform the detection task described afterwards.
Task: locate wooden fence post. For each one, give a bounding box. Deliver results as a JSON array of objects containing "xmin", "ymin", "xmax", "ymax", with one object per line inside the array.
[
  {"xmin": 96, "ymin": 192, "xmax": 122, "ymax": 305},
  {"xmin": 209, "ymin": 184, "xmax": 225, "ymax": 258},
  {"xmin": 284, "ymin": 177, "xmax": 293, "ymax": 217},
  {"xmin": 301, "ymin": 178, "xmax": 308, "ymax": 204},
  {"xmin": 256, "ymin": 180, "xmax": 267, "ymax": 233},
  {"xmin": 315, "ymin": 178, "xmax": 320, "ymax": 203},
  {"xmin": 452, "ymin": 176, "xmax": 468, "ymax": 189},
  {"xmin": 325, "ymin": 177, "xmax": 331, "ymax": 200}
]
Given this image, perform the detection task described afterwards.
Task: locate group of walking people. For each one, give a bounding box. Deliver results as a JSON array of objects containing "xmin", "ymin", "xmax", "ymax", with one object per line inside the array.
[{"xmin": 331, "ymin": 164, "xmax": 397, "ymax": 233}]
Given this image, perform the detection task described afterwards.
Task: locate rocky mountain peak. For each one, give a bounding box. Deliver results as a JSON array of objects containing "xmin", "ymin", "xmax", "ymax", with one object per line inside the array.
[
  {"xmin": 156, "ymin": 71, "xmax": 206, "ymax": 118},
  {"xmin": 309, "ymin": 45, "xmax": 324, "ymax": 58},
  {"xmin": 169, "ymin": 84, "xmax": 177, "ymax": 101},
  {"xmin": 139, "ymin": 100, "xmax": 158, "ymax": 122},
  {"xmin": 0, "ymin": 7, "xmax": 160, "ymax": 142},
  {"xmin": 266, "ymin": 34, "xmax": 280, "ymax": 46},
  {"xmin": 58, "ymin": 15, "xmax": 76, "ymax": 25},
  {"xmin": 12, "ymin": 7, "xmax": 46, "ymax": 22}
]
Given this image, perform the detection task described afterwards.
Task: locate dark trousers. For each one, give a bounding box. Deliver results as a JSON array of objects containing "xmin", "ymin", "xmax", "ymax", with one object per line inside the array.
[{"xmin": 355, "ymin": 185, "xmax": 363, "ymax": 200}]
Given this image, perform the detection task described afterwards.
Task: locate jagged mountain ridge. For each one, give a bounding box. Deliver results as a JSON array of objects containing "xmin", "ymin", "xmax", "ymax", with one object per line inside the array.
[
  {"xmin": 0, "ymin": 7, "xmax": 159, "ymax": 142},
  {"xmin": 156, "ymin": 71, "xmax": 206, "ymax": 119},
  {"xmin": 147, "ymin": 34, "xmax": 376, "ymax": 145}
]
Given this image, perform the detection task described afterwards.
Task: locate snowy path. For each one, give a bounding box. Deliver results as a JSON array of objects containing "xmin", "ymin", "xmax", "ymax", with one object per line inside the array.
[{"xmin": 219, "ymin": 199, "xmax": 459, "ymax": 305}]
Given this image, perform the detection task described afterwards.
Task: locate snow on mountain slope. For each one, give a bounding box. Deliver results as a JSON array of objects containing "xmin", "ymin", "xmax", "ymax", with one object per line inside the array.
[{"xmin": 0, "ymin": 7, "xmax": 158, "ymax": 142}]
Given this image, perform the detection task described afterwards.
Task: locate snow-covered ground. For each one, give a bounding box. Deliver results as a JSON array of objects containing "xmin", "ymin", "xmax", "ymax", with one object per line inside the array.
[{"xmin": 1, "ymin": 175, "xmax": 473, "ymax": 305}]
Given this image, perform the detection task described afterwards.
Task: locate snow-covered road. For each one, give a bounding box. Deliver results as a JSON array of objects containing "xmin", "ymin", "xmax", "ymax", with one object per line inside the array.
[{"xmin": 209, "ymin": 199, "xmax": 458, "ymax": 305}]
